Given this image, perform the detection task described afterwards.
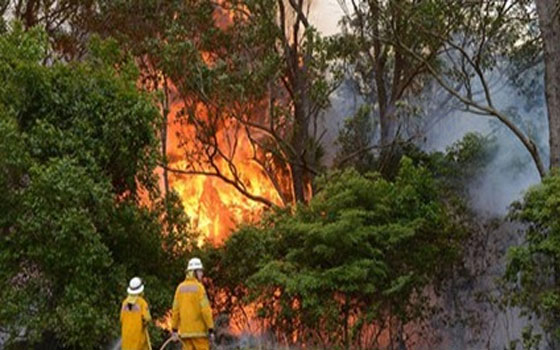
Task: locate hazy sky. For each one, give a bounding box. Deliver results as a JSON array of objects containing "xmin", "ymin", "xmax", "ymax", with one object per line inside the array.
[{"xmin": 309, "ymin": 0, "xmax": 345, "ymax": 36}]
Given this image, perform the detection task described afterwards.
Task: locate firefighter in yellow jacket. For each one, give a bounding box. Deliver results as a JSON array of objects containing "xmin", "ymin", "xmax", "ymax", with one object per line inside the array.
[
  {"xmin": 120, "ymin": 277, "xmax": 152, "ymax": 350},
  {"xmin": 171, "ymin": 258, "xmax": 215, "ymax": 350}
]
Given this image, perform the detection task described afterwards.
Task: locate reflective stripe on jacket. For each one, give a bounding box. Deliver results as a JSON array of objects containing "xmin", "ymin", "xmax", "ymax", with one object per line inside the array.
[
  {"xmin": 171, "ymin": 277, "xmax": 214, "ymax": 338},
  {"xmin": 120, "ymin": 296, "xmax": 152, "ymax": 350}
]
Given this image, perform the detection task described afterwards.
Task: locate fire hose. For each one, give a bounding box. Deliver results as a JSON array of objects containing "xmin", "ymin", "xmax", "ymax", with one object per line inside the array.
[{"xmin": 158, "ymin": 337, "xmax": 174, "ymax": 350}]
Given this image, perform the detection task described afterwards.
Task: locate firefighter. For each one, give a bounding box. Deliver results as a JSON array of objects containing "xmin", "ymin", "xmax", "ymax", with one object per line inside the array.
[
  {"xmin": 120, "ymin": 277, "xmax": 152, "ymax": 350},
  {"xmin": 171, "ymin": 258, "xmax": 215, "ymax": 350}
]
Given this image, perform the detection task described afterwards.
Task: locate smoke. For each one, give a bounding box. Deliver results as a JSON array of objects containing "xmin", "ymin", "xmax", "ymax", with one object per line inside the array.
[
  {"xmin": 106, "ymin": 337, "xmax": 121, "ymax": 350},
  {"xmin": 418, "ymin": 67, "xmax": 548, "ymax": 349},
  {"xmin": 320, "ymin": 78, "xmax": 365, "ymax": 166},
  {"xmin": 215, "ymin": 332, "xmax": 296, "ymax": 350},
  {"xmin": 309, "ymin": 0, "xmax": 346, "ymax": 36},
  {"xmin": 312, "ymin": 5, "xmax": 549, "ymax": 345},
  {"xmin": 423, "ymin": 73, "xmax": 546, "ymax": 216},
  {"xmin": 310, "ymin": 1, "xmax": 547, "ymax": 216}
]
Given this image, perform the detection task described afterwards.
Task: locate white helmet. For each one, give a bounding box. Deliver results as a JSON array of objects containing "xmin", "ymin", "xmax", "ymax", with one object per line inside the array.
[
  {"xmin": 127, "ymin": 277, "xmax": 144, "ymax": 295},
  {"xmin": 187, "ymin": 257, "xmax": 203, "ymax": 271}
]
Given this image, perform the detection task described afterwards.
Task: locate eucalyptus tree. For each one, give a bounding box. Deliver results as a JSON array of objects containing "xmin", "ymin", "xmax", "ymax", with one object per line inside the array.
[{"xmin": 535, "ymin": 0, "xmax": 560, "ymax": 169}]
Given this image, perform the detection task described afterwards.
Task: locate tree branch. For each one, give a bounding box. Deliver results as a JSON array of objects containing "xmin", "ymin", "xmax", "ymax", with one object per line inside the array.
[
  {"xmin": 161, "ymin": 164, "xmax": 276, "ymax": 208},
  {"xmin": 392, "ymin": 38, "xmax": 546, "ymax": 178}
]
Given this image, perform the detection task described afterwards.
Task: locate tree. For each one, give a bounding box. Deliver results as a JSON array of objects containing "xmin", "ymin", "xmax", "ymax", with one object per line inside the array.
[
  {"xmin": 335, "ymin": 0, "xmax": 461, "ymax": 175},
  {"xmin": 506, "ymin": 172, "xmax": 560, "ymax": 350},
  {"xmin": 149, "ymin": 0, "xmax": 340, "ymax": 205},
  {"xmin": 535, "ymin": 0, "xmax": 560, "ymax": 170},
  {"xmin": 382, "ymin": 0, "xmax": 549, "ymax": 177},
  {"xmin": 0, "ymin": 0, "xmax": 101, "ymax": 59},
  {"xmin": 0, "ymin": 24, "xmax": 193, "ymax": 350},
  {"xmin": 200, "ymin": 224, "xmax": 273, "ymax": 333},
  {"xmin": 15, "ymin": 0, "xmax": 340, "ymax": 206},
  {"xmin": 333, "ymin": 104, "xmax": 377, "ymax": 173},
  {"xmin": 80, "ymin": 0, "xmax": 339, "ymax": 205}
]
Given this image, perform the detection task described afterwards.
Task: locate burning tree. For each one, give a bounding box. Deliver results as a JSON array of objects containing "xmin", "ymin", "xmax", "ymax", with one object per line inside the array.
[
  {"xmin": 1, "ymin": 0, "xmax": 341, "ymax": 239},
  {"xmin": 123, "ymin": 0, "xmax": 342, "ymax": 240},
  {"xmin": 157, "ymin": 1, "xmax": 340, "ymax": 201}
]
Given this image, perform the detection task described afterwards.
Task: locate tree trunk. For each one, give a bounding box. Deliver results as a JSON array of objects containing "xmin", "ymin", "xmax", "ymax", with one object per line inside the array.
[
  {"xmin": 536, "ymin": 0, "xmax": 560, "ymax": 170},
  {"xmin": 286, "ymin": 0, "xmax": 312, "ymax": 204},
  {"xmin": 161, "ymin": 79, "xmax": 170, "ymax": 198},
  {"xmin": 371, "ymin": 0, "xmax": 401, "ymax": 177},
  {"xmin": 23, "ymin": 0, "xmax": 38, "ymax": 28},
  {"xmin": 291, "ymin": 70, "xmax": 310, "ymax": 204}
]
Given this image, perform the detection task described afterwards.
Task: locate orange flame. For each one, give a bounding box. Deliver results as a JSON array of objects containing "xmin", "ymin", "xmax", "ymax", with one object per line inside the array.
[
  {"xmin": 155, "ymin": 1, "xmax": 320, "ymax": 243},
  {"xmin": 150, "ymin": 1, "xmax": 287, "ymax": 243},
  {"xmin": 165, "ymin": 97, "xmax": 284, "ymax": 243}
]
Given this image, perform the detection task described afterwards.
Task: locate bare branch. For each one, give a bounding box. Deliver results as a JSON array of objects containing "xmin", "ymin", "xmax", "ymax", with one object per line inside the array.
[
  {"xmin": 392, "ymin": 38, "xmax": 546, "ymax": 178},
  {"xmin": 162, "ymin": 163, "xmax": 276, "ymax": 208},
  {"xmin": 287, "ymin": 0, "xmax": 311, "ymax": 28}
]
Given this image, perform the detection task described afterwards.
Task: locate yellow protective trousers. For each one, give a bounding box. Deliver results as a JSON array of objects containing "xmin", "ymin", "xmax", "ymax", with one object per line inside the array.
[{"xmin": 180, "ymin": 337, "xmax": 210, "ymax": 350}]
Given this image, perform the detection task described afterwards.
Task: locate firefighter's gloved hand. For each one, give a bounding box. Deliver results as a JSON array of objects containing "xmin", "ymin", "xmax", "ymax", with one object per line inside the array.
[
  {"xmin": 208, "ymin": 328, "xmax": 216, "ymax": 343},
  {"xmin": 171, "ymin": 330, "xmax": 179, "ymax": 342}
]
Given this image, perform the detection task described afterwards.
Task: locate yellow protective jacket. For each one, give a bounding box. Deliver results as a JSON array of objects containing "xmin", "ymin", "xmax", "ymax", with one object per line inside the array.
[
  {"xmin": 120, "ymin": 295, "xmax": 152, "ymax": 350},
  {"xmin": 171, "ymin": 276, "xmax": 214, "ymax": 338}
]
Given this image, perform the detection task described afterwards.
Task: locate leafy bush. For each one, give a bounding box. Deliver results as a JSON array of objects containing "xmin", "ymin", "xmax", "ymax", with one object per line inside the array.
[
  {"xmin": 0, "ymin": 24, "xmax": 193, "ymax": 350},
  {"xmin": 206, "ymin": 157, "xmax": 471, "ymax": 349},
  {"xmin": 506, "ymin": 172, "xmax": 560, "ymax": 348}
]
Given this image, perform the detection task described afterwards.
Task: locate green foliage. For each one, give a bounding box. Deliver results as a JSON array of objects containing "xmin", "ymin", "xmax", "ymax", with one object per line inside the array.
[
  {"xmin": 506, "ymin": 171, "xmax": 560, "ymax": 346},
  {"xmin": 334, "ymin": 104, "xmax": 377, "ymax": 173},
  {"xmin": 201, "ymin": 224, "xmax": 275, "ymax": 323},
  {"xmin": 336, "ymin": 126, "xmax": 493, "ymax": 195},
  {"xmin": 0, "ymin": 25, "xmax": 193, "ymax": 350},
  {"xmin": 206, "ymin": 158, "xmax": 470, "ymax": 348},
  {"xmin": 411, "ymin": 132, "xmax": 495, "ymax": 193},
  {"xmin": 87, "ymin": 0, "xmax": 342, "ymax": 203}
]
